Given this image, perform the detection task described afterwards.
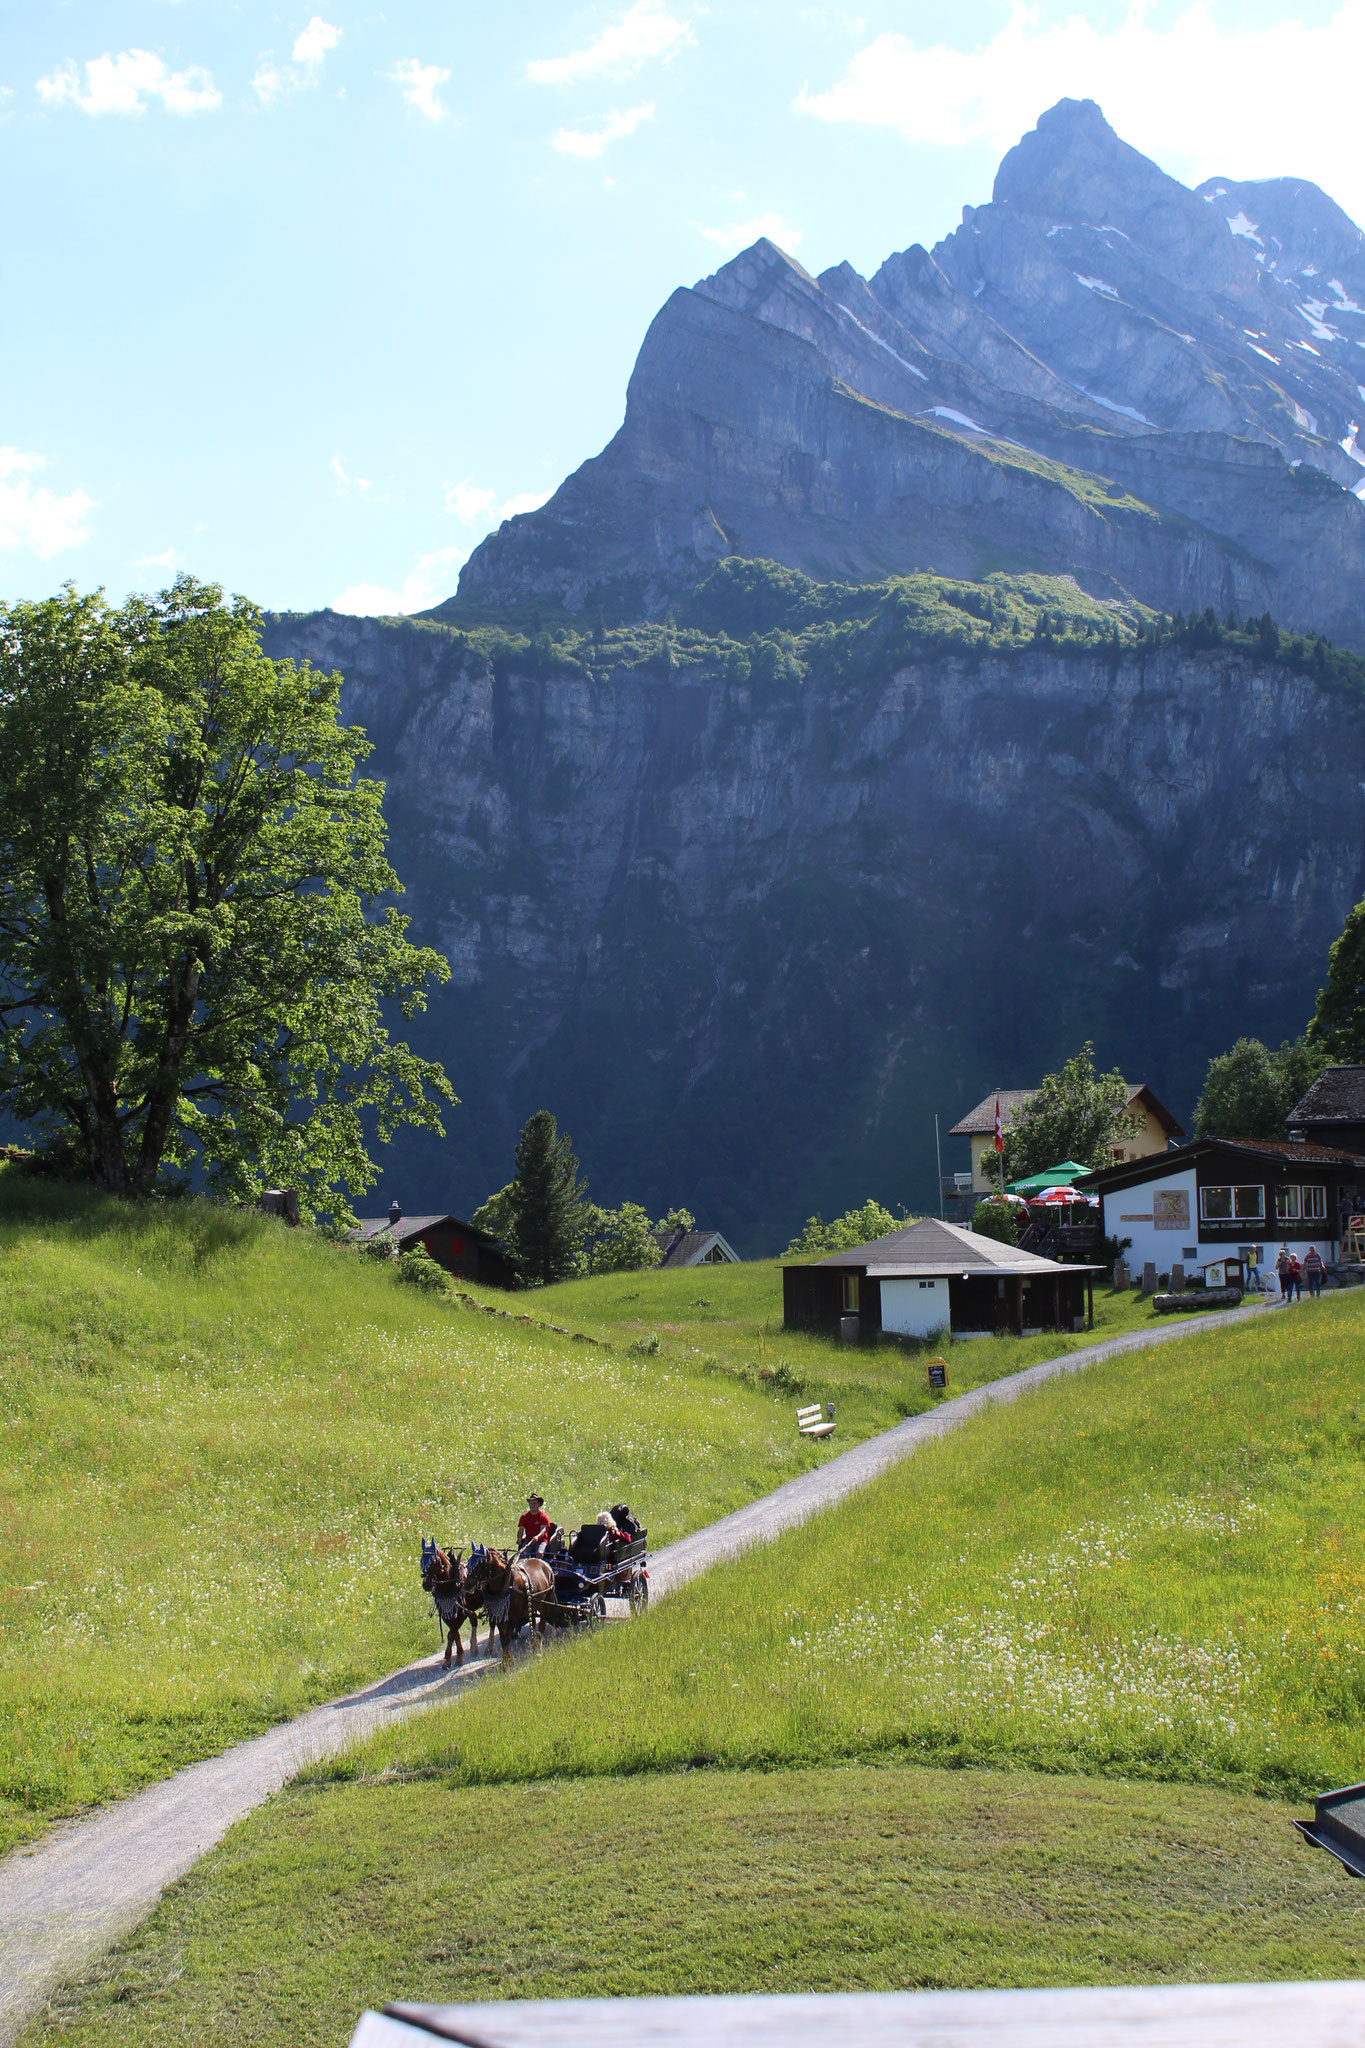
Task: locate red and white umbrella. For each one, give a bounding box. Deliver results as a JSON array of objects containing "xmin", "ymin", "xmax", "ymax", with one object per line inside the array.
[{"xmin": 1031, "ymin": 1185, "xmax": 1098, "ymax": 1206}]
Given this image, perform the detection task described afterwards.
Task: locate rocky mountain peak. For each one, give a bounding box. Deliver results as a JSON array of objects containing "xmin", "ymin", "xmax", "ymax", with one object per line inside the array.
[{"xmin": 451, "ymin": 100, "xmax": 1365, "ymax": 650}]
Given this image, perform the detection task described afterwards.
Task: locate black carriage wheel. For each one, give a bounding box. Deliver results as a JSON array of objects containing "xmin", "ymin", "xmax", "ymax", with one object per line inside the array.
[
  {"xmin": 631, "ymin": 1572, "xmax": 648, "ymax": 1612},
  {"xmin": 592, "ymin": 1592, "xmax": 607, "ymax": 1619}
]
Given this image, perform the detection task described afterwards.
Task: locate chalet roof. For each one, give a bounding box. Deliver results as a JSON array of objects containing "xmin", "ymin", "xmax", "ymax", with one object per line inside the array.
[
  {"xmin": 1079, "ymin": 1136, "xmax": 1365, "ymax": 1193},
  {"xmin": 949, "ymin": 1082, "xmax": 1184, "ymax": 1138},
  {"xmin": 948, "ymin": 1090, "xmax": 1035, "ymax": 1137},
  {"xmin": 806, "ymin": 1216, "xmax": 1092, "ymax": 1277},
  {"xmin": 1288, "ymin": 1066, "xmax": 1365, "ymax": 1126},
  {"xmin": 349, "ymin": 1213, "xmax": 498, "ymax": 1248},
  {"xmin": 653, "ymin": 1228, "xmax": 740, "ymax": 1268}
]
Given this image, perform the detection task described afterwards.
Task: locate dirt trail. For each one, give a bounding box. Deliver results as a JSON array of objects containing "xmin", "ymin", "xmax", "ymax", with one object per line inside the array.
[{"xmin": 0, "ymin": 1300, "xmax": 1276, "ymax": 2042}]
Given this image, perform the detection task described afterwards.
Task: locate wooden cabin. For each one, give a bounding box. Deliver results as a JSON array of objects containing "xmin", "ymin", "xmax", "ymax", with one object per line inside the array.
[
  {"xmin": 349, "ymin": 1210, "xmax": 518, "ymax": 1290},
  {"xmin": 783, "ymin": 1217, "xmax": 1096, "ymax": 1340}
]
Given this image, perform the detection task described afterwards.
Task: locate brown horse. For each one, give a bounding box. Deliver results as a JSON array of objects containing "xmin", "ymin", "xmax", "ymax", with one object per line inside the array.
[
  {"xmin": 420, "ymin": 1539, "xmax": 484, "ymax": 1669},
  {"xmin": 467, "ymin": 1546, "xmax": 555, "ymax": 1666}
]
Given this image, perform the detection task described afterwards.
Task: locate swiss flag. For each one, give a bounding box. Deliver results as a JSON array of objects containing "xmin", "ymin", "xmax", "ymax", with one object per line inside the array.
[{"xmin": 994, "ymin": 1098, "xmax": 1003, "ymax": 1153}]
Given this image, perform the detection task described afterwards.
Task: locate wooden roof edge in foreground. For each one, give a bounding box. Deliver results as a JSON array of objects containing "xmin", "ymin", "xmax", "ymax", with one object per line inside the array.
[
  {"xmin": 801, "ymin": 1216, "xmax": 1100, "ymax": 1277},
  {"xmin": 360, "ymin": 1977, "xmax": 1365, "ymax": 2047}
]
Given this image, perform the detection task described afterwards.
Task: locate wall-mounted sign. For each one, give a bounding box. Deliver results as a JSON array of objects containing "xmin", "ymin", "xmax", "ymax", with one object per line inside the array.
[
  {"xmin": 1153, "ymin": 1189, "xmax": 1190, "ymax": 1232},
  {"xmin": 1119, "ymin": 1213, "xmax": 1153, "ymax": 1223}
]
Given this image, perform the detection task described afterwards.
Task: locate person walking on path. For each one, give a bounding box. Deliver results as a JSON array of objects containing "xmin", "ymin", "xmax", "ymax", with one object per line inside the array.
[
  {"xmin": 1276, "ymin": 1247, "xmax": 1292, "ymax": 1299},
  {"xmin": 1287, "ymin": 1254, "xmax": 1303, "ymax": 1302},
  {"xmin": 1304, "ymin": 1245, "xmax": 1324, "ymax": 1298}
]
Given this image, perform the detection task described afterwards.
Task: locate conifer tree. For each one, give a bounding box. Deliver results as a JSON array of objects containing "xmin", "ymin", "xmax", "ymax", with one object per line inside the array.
[{"xmin": 505, "ymin": 1109, "xmax": 590, "ymax": 1285}]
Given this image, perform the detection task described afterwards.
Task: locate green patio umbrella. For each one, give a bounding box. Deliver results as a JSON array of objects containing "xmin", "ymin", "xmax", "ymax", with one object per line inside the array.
[{"xmin": 1007, "ymin": 1161, "xmax": 1093, "ymax": 1195}]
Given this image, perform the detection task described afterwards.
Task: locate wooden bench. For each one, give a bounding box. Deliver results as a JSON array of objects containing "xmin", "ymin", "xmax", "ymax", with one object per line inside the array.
[{"xmin": 797, "ymin": 1402, "xmax": 836, "ymax": 1440}]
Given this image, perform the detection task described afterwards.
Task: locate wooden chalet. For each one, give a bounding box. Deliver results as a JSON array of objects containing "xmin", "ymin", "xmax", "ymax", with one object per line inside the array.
[
  {"xmin": 349, "ymin": 1207, "xmax": 518, "ymax": 1290},
  {"xmin": 783, "ymin": 1217, "xmax": 1097, "ymax": 1341},
  {"xmin": 1079, "ymin": 1136, "xmax": 1365, "ymax": 1275},
  {"xmin": 947, "ymin": 1081, "xmax": 1183, "ymax": 1204}
]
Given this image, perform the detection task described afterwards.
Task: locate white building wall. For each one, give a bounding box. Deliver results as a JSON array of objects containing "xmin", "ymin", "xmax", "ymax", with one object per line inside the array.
[
  {"xmin": 880, "ymin": 1275, "xmax": 953, "ymax": 1338},
  {"xmin": 1102, "ymin": 1168, "xmax": 1334, "ymax": 1285}
]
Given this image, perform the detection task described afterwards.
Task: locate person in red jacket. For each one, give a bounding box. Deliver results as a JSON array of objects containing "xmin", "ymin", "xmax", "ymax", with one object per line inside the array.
[
  {"xmin": 516, "ymin": 1494, "xmax": 554, "ymax": 1555},
  {"xmin": 1303, "ymin": 1245, "xmax": 1325, "ymax": 1299}
]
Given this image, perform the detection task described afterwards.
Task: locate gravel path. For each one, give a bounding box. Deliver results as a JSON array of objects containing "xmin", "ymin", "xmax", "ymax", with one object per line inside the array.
[{"xmin": 0, "ymin": 1299, "xmax": 1277, "ymax": 2042}]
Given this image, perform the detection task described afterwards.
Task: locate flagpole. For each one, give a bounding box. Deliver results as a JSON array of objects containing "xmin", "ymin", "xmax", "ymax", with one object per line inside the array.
[{"xmin": 935, "ymin": 1113, "xmax": 944, "ymax": 1220}]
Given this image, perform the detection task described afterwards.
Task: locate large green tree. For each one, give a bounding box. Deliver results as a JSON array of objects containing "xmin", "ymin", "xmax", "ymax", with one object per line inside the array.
[
  {"xmin": 1000, "ymin": 1043, "xmax": 1138, "ymax": 1182},
  {"xmin": 1310, "ymin": 895, "xmax": 1365, "ymax": 1061},
  {"xmin": 504, "ymin": 1109, "xmax": 591, "ymax": 1285},
  {"xmin": 1192, "ymin": 1035, "xmax": 1321, "ymax": 1139},
  {"xmin": 0, "ymin": 578, "xmax": 453, "ymax": 1209}
]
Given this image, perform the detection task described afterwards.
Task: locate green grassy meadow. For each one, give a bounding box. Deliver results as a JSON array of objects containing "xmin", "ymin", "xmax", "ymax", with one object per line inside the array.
[
  {"xmin": 14, "ymin": 1234, "xmax": 1360, "ymax": 2046},
  {"xmin": 1, "ymin": 1180, "xmax": 895, "ymax": 1855},
  {"xmin": 346, "ymin": 1288, "xmax": 1365, "ymax": 1800},
  {"xmin": 525, "ymin": 1260, "xmax": 1170, "ymax": 1442},
  {"xmin": 32, "ymin": 1765, "xmax": 1364, "ymax": 2048}
]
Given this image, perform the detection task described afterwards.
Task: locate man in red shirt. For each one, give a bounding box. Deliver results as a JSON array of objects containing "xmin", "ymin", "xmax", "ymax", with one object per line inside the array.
[{"xmin": 517, "ymin": 1494, "xmax": 554, "ymax": 1555}]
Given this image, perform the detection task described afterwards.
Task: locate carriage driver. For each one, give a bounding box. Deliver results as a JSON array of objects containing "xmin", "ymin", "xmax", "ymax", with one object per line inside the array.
[{"xmin": 516, "ymin": 1493, "xmax": 555, "ymax": 1557}]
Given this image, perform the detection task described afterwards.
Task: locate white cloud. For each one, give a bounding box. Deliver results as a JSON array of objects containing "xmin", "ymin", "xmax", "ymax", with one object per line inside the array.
[
  {"xmin": 331, "ymin": 455, "xmax": 376, "ymax": 496},
  {"xmin": 37, "ymin": 49, "xmax": 220, "ymax": 116},
  {"xmin": 553, "ymin": 102, "xmax": 653, "ymax": 158},
  {"xmin": 0, "ymin": 449, "xmax": 95, "ymax": 559},
  {"xmin": 443, "ymin": 478, "xmax": 497, "ymax": 520},
  {"xmin": 252, "ymin": 60, "xmax": 288, "ymax": 106},
  {"xmin": 498, "ymin": 489, "xmax": 553, "ymax": 519},
  {"xmin": 253, "ymin": 19, "xmax": 339, "ymax": 106},
  {"xmin": 699, "ymin": 212, "xmax": 804, "ymax": 255},
  {"xmin": 335, "ymin": 482, "xmax": 556, "ymax": 614},
  {"xmin": 293, "ymin": 17, "xmax": 340, "ymax": 68},
  {"xmin": 133, "ymin": 547, "xmax": 178, "ymax": 571},
  {"xmin": 388, "ymin": 59, "xmax": 450, "ymax": 122},
  {"xmin": 333, "ymin": 543, "xmax": 467, "ymax": 616},
  {"xmin": 528, "ymin": 2, "xmax": 693, "ymax": 85},
  {"xmin": 794, "ymin": 0, "xmax": 1365, "ymax": 218},
  {"xmin": 443, "ymin": 478, "xmax": 551, "ymax": 523}
]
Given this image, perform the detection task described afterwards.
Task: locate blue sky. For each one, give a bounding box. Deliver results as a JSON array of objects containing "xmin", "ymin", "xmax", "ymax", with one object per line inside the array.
[{"xmin": 3, "ymin": 0, "xmax": 1363, "ymax": 615}]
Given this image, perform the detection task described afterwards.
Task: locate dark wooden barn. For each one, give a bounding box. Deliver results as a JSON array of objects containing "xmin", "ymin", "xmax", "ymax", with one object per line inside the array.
[{"xmin": 349, "ymin": 1210, "xmax": 518, "ymax": 1290}]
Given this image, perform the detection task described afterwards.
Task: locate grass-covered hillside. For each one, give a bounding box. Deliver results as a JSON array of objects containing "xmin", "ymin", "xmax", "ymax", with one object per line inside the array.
[
  {"xmin": 35, "ymin": 1289, "xmax": 1365, "ymax": 2047},
  {"xmin": 350, "ymin": 1287, "xmax": 1365, "ymax": 1800},
  {"xmin": 1, "ymin": 1179, "xmax": 878, "ymax": 1856}
]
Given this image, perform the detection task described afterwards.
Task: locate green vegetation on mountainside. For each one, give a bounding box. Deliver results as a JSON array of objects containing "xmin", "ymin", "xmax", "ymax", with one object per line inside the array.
[
  {"xmin": 349, "ymin": 1290, "xmax": 1365, "ymax": 1801},
  {"xmin": 413, "ymin": 554, "xmax": 1365, "ymax": 702},
  {"xmin": 0, "ymin": 1177, "xmax": 844, "ymax": 1855},
  {"xmin": 32, "ymin": 1767, "xmax": 1363, "ymax": 2047}
]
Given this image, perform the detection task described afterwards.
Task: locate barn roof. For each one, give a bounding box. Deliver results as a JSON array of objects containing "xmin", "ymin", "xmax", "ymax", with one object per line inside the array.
[
  {"xmin": 1288, "ymin": 1066, "xmax": 1365, "ymax": 1126},
  {"xmin": 653, "ymin": 1228, "xmax": 740, "ymax": 1268},
  {"xmin": 348, "ymin": 1213, "xmax": 500, "ymax": 1249},
  {"xmin": 808, "ymin": 1216, "xmax": 1088, "ymax": 1277}
]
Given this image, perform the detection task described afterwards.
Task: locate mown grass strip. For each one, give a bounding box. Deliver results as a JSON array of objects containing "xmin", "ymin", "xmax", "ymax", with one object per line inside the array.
[{"xmin": 29, "ymin": 1765, "xmax": 1365, "ymax": 2048}]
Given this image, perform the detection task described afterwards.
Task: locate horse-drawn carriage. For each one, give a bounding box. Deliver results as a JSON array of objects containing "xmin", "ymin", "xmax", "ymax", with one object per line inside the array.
[
  {"xmin": 419, "ymin": 1513, "xmax": 648, "ymax": 1668},
  {"xmin": 543, "ymin": 1519, "xmax": 649, "ymax": 1627}
]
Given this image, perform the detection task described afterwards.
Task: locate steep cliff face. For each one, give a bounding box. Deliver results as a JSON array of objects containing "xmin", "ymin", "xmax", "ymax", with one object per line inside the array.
[
  {"xmin": 451, "ymin": 99, "xmax": 1365, "ymax": 648},
  {"xmin": 267, "ymin": 607, "xmax": 1365, "ymax": 1249}
]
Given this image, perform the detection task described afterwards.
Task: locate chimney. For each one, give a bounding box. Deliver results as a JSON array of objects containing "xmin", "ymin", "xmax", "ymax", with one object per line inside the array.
[{"xmin": 389, "ymin": 1199, "xmax": 402, "ymax": 1226}]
